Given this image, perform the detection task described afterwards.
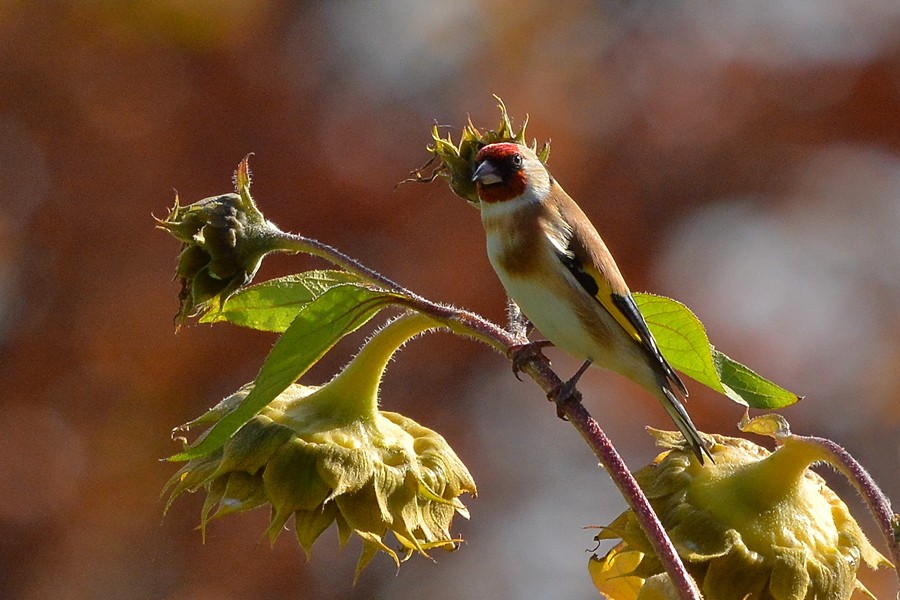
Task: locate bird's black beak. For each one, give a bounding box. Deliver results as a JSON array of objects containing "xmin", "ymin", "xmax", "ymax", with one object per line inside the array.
[{"xmin": 472, "ymin": 161, "xmax": 502, "ymax": 185}]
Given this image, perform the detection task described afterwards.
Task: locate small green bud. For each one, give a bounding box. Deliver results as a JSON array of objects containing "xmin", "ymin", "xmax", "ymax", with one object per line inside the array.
[{"xmin": 156, "ymin": 156, "xmax": 282, "ymax": 325}]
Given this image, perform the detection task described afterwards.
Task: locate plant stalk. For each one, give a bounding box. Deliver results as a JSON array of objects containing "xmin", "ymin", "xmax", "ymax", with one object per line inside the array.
[
  {"xmin": 271, "ymin": 228, "xmax": 702, "ymax": 600},
  {"xmin": 792, "ymin": 435, "xmax": 899, "ymax": 581}
]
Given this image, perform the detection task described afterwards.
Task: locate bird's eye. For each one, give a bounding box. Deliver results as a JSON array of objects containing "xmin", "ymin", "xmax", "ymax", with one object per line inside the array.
[{"xmin": 512, "ymin": 154, "xmax": 523, "ymax": 167}]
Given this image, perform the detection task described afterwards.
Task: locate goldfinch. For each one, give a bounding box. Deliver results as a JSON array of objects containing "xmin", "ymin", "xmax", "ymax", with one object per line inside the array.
[{"xmin": 471, "ymin": 142, "xmax": 710, "ymax": 463}]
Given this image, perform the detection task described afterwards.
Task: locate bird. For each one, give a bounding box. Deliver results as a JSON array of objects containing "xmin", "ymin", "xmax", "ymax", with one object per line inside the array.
[{"xmin": 471, "ymin": 141, "xmax": 711, "ymax": 463}]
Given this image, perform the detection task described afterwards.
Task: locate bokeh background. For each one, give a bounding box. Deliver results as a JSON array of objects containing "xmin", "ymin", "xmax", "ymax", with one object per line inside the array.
[{"xmin": 2, "ymin": 1, "xmax": 899, "ymax": 598}]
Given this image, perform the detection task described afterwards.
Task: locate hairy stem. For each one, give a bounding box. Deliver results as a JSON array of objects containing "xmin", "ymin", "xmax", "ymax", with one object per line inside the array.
[
  {"xmin": 270, "ymin": 229, "xmax": 512, "ymax": 351},
  {"xmin": 792, "ymin": 435, "xmax": 900, "ymax": 579},
  {"xmin": 558, "ymin": 395, "xmax": 703, "ymax": 600},
  {"xmin": 309, "ymin": 312, "xmax": 441, "ymax": 422},
  {"xmin": 271, "ymin": 228, "xmax": 702, "ymax": 600},
  {"xmin": 271, "ymin": 229, "xmax": 413, "ymax": 296}
]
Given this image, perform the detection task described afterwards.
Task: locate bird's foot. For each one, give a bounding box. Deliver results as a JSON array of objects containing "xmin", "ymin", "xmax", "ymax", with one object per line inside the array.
[
  {"xmin": 509, "ymin": 340, "xmax": 554, "ymax": 381},
  {"xmin": 548, "ymin": 360, "xmax": 593, "ymax": 419}
]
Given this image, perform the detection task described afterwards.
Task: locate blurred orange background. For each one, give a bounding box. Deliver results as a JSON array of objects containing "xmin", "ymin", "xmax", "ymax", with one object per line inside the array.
[{"xmin": 2, "ymin": 2, "xmax": 898, "ymax": 598}]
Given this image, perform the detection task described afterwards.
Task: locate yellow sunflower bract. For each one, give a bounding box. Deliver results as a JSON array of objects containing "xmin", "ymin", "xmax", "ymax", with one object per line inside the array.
[
  {"xmin": 164, "ymin": 314, "xmax": 476, "ymax": 579},
  {"xmin": 590, "ymin": 429, "xmax": 890, "ymax": 600}
]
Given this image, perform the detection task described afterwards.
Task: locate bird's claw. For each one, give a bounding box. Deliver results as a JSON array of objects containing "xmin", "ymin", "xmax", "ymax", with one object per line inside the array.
[
  {"xmin": 509, "ymin": 340, "xmax": 554, "ymax": 381},
  {"xmin": 548, "ymin": 377, "xmax": 581, "ymax": 419},
  {"xmin": 548, "ymin": 359, "xmax": 593, "ymax": 419}
]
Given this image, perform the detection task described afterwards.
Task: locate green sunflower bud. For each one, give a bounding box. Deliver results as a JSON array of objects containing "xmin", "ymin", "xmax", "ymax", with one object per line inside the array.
[
  {"xmin": 589, "ymin": 426, "xmax": 891, "ymax": 600},
  {"xmin": 164, "ymin": 313, "xmax": 476, "ymax": 580},
  {"xmin": 418, "ymin": 96, "xmax": 550, "ymax": 206},
  {"xmin": 156, "ymin": 156, "xmax": 281, "ymax": 324}
]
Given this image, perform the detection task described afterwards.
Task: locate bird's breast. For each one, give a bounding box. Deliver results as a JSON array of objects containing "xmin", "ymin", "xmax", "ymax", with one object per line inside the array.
[
  {"xmin": 484, "ymin": 226, "xmax": 655, "ymax": 387},
  {"xmin": 484, "ymin": 226, "xmax": 606, "ymax": 355},
  {"xmin": 481, "ymin": 200, "xmax": 548, "ymax": 276},
  {"xmin": 501, "ymin": 271, "xmax": 603, "ymax": 355}
]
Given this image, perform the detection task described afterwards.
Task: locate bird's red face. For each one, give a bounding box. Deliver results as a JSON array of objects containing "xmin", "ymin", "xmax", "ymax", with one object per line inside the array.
[{"xmin": 472, "ymin": 143, "xmax": 528, "ymax": 203}]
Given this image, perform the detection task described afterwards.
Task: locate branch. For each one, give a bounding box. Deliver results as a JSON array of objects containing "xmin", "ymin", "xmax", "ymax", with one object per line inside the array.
[{"xmin": 271, "ymin": 228, "xmax": 702, "ymax": 600}]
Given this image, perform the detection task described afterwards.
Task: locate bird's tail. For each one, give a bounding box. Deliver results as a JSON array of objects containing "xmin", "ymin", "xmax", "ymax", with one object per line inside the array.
[{"xmin": 658, "ymin": 383, "xmax": 713, "ymax": 464}]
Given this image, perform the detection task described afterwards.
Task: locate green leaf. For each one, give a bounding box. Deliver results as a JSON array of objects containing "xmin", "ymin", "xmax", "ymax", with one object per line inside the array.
[
  {"xmin": 713, "ymin": 350, "xmax": 800, "ymax": 409},
  {"xmin": 199, "ymin": 270, "xmax": 363, "ymax": 332},
  {"xmin": 633, "ymin": 293, "xmax": 800, "ymax": 410},
  {"xmin": 633, "ymin": 293, "xmax": 724, "ymax": 394},
  {"xmin": 168, "ymin": 284, "xmax": 404, "ymax": 461}
]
